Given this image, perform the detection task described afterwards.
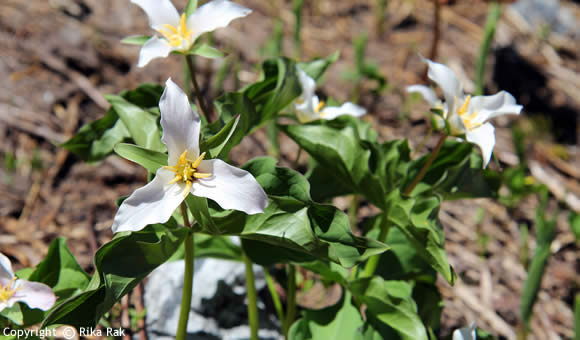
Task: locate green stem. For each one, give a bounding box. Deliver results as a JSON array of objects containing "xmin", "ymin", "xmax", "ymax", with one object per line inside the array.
[
  {"xmin": 264, "ymin": 268, "xmax": 285, "ymax": 326},
  {"xmin": 361, "ymin": 212, "xmax": 391, "ymax": 277},
  {"xmin": 475, "ymin": 2, "xmax": 501, "ymax": 96},
  {"xmin": 185, "ymin": 55, "xmax": 211, "ymax": 120},
  {"xmin": 243, "ymin": 252, "xmax": 259, "ymax": 340},
  {"xmin": 176, "ymin": 203, "xmax": 195, "ymax": 340},
  {"xmin": 266, "ymin": 120, "xmax": 280, "ymax": 158},
  {"xmin": 283, "ymin": 264, "xmax": 297, "ymax": 338},
  {"xmin": 404, "ymin": 134, "xmax": 447, "ymax": 196},
  {"xmin": 348, "ymin": 194, "xmax": 360, "ymax": 230},
  {"xmin": 293, "ymin": 147, "xmax": 302, "ymax": 169}
]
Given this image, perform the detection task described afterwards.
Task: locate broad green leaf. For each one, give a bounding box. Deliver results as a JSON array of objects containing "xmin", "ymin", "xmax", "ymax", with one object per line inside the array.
[
  {"xmin": 289, "ymin": 292, "xmax": 362, "ymax": 340},
  {"xmin": 388, "ymin": 193, "xmax": 456, "ymax": 284},
  {"xmin": 42, "ymin": 223, "xmax": 187, "ymax": 328},
  {"xmin": 298, "ymin": 261, "xmax": 349, "ymax": 285},
  {"xmin": 62, "ymin": 84, "xmax": 164, "ymax": 162},
  {"xmin": 199, "ymin": 115, "xmax": 240, "ymax": 159},
  {"xmin": 281, "ymin": 117, "xmax": 407, "ymax": 209},
  {"xmin": 188, "ymin": 43, "xmax": 225, "ymax": 59},
  {"xmin": 412, "ymin": 282, "xmax": 443, "ymax": 334},
  {"xmin": 349, "ymin": 278, "xmax": 428, "ymax": 340},
  {"xmin": 185, "ymin": 194, "xmax": 220, "ymax": 234},
  {"xmin": 212, "ymin": 54, "xmax": 339, "ymax": 156},
  {"xmin": 201, "ymin": 157, "xmax": 389, "ymax": 267},
  {"xmin": 121, "ymin": 35, "xmax": 151, "ymax": 45},
  {"xmin": 1, "ymin": 238, "xmax": 90, "ymax": 326},
  {"xmin": 194, "ymin": 234, "xmax": 242, "ymax": 261},
  {"xmin": 185, "ymin": 0, "xmax": 198, "ymax": 18},
  {"xmin": 105, "ymin": 95, "xmax": 165, "ymax": 152},
  {"xmin": 406, "ymin": 141, "xmax": 501, "ymax": 199},
  {"xmin": 297, "ymin": 51, "xmax": 339, "ymax": 80},
  {"xmin": 61, "ymin": 109, "xmax": 129, "ymax": 162},
  {"xmin": 114, "ymin": 143, "xmax": 168, "ymax": 173}
]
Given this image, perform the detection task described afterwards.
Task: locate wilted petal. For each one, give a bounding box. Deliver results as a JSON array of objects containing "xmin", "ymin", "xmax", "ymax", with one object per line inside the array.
[
  {"xmin": 452, "ymin": 323, "xmax": 476, "ymax": 340},
  {"xmin": 112, "ymin": 169, "xmax": 186, "ymax": 233},
  {"xmin": 470, "ymin": 91, "xmax": 523, "ymax": 123},
  {"xmin": 320, "ymin": 102, "xmax": 366, "ymax": 120},
  {"xmin": 14, "ymin": 280, "xmax": 56, "ymax": 311},
  {"xmin": 187, "ymin": 0, "xmax": 252, "ymax": 41},
  {"xmin": 421, "ymin": 56, "xmax": 463, "ymax": 108},
  {"xmin": 407, "ymin": 85, "xmax": 438, "ymax": 105},
  {"xmin": 131, "ymin": 0, "xmax": 180, "ymax": 30},
  {"xmin": 160, "ymin": 79, "xmax": 201, "ymax": 165},
  {"xmin": 192, "ymin": 159, "xmax": 268, "ymax": 215},
  {"xmin": 466, "ymin": 123, "xmax": 495, "ymax": 168},
  {"xmin": 137, "ymin": 36, "xmax": 173, "ymax": 68},
  {"xmin": 0, "ymin": 253, "xmax": 14, "ymax": 280}
]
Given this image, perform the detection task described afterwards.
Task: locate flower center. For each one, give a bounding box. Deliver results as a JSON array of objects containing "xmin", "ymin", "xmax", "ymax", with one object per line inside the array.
[
  {"xmin": 455, "ymin": 95, "xmax": 480, "ymax": 130},
  {"xmin": 163, "ymin": 150, "xmax": 212, "ymax": 197},
  {"xmin": 157, "ymin": 14, "xmax": 193, "ymax": 48},
  {"xmin": 315, "ymin": 100, "xmax": 325, "ymax": 114},
  {"xmin": 0, "ymin": 278, "xmax": 20, "ymax": 303}
]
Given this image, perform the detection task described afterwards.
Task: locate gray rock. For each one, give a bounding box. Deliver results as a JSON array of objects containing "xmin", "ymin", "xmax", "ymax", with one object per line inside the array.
[
  {"xmin": 145, "ymin": 258, "xmax": 282, "ymax": 340},
  {"xmin": 511, "ymin": 0, "xmax": 579, "ymax": 38}
]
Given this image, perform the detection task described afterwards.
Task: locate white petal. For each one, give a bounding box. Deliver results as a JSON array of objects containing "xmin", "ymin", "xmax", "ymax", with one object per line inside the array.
[
  {"xmin": 296, "ymin": 66, "xmax": 316, "ymax": 104},
  {"xmin": 295, "ymin": 95, "xmax": 319, "ymax": 123},
  {"xmin": 0, "ymin": 253, "xmax": 14, "ymax": 280},
  {"xmin": 160, "ymin": 78, "xmax": 201, "ymax": 165},
  {"xmin": 137, "ymin": 36, "xmax": 174, "ymax": 68},
  {"xmin": 406, "ymin": 85, "xmax": 438, "ymax": 105},
  {"xmin": 470, "ymin": 91, "xmax": 523, "ymax": 123},
  {"xmin": 452, "ymin": 323, "xmax": 476, "ymax": 340},
  {"xmin": 131, "ymin": 0, "xmax": 180, "ymax": 29},
  {"xmin": 186, "ymin": 0, "xmax": 252, "ymax": 41},
  {"xmin": 192, "ymin": 159, "xmax": 268, "ymax": 215},
  {"xmin": 112, "ymin": 169, "xmax": 186, "ymax": 233},
  {"xmin": 320, "ymin": 102, "xmax": 366, "ymax": 120},
  {"xmin": 466, "ymin": 123, "xmax": 495, "ymax": 168},
  {"xmin": 421, "ymin": 56, "xmax": 463, "ymax": 108},
  {"xmin": 13, "ymin": 280, "xmax": 56, "ymax": 311}
]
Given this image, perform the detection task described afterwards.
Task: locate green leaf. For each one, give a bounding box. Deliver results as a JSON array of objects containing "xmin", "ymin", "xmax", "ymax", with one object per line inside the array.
[
  {"xmin": 184, "ymin": 0, "xmax": 198, "ymax": 18},
  {"xmin": 61, "ymin": 109, "xmax": 130, "ymax": 162},
  {"xmin": 199, "ymin": 115, "xmax": 240, "ymax": 159},
  {"xmin": 281, "ymin": 117, "xmax": 406, "ymax": 209},
  {"xmin": 569, "ymin": 212, "xmax": 580, "ymax": 241},
  {"xmin": 212, "ymin": 54, "xmax": 339, "ymax": 156},
  {"xmin": 406, "ymin": 141, "xmax": 501, "ymax": 199},
  {"xmin": 289, "ymin": 291, "xmax": 363, "ymax": 340},
  {"xmin": 202, "ymin": 157, "xmax": 389, "ymax": 267},
  {"xmin": 188, "ymin": 43, "xmax": 226, "ymax": 59},
  {"xmin": 121, "ymin": 35, "xmax": 151, "ymax": 45},
  {"xmin": 42, "ymin": 223, "xmax": 188, "ymax": 328},
  {"xmin": 62, "ymin": 84, "xmax": 164, "ymax": 162},
  {"xmin": 105, "ymin": 94, "xmax": 165, "ymax": 152},
  {"xmin": 185, "ymin": 194, "xmax": 220, "ymax": 234},
  {"xmin": 388, "ymin": 193, "xmax": 456, "ymax": 285},
  {"xmin": 349, "ymin": 278, "xmax": 428, "ymax": 340},
  {"xmin": 1, "ymin": 238, "xmax": 90, "ymax": 326},
  {"xmin": 114, "ymin": 143, "xmax": 168, "ymax": 173},
  {"xmin": 195, "ymin": 234, "xmax": 242, "ymax": 261}
]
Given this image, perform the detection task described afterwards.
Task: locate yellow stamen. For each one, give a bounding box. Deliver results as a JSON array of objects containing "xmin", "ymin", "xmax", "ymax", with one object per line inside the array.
[
  {"xmin": 164, "ymin": 150, "xmax": 211, "ymax": 197},
  {"xmin": 157, "ymin": 13, "xmax": 193, "ymax": 48},
  {"xmin": 315, "ymin": 100, "xmax": 325, "ymax": 114},
  {"xmin": 0, "ymin": 277, "xmax": 20, "ymax": 302},
  {"xmin": 457, "ymin": 95, "xmax": 471, "ymax": 117}
]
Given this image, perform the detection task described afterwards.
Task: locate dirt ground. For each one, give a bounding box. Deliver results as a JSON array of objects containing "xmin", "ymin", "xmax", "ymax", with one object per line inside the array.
[{"xmin": 0, "ymin": 0, "xmax": 578, "ymax": 339}]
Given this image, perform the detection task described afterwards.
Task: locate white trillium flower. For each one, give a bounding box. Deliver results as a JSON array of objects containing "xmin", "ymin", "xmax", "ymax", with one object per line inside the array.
[
  {"xmin": 112, "ymin": 78, "xmax": 268, "ymax": 233},
  {"xmin": 131, "ymin": 0, "xmax": 252, "ymax": 67},
  {"xmin": 0, "ymin": 253, "xmax": 56, "ymax": 312},
  {"xmin": 407, "ymin": 57, "xmax": 523, "ymax": 168},
  {"xmin": 452, "ymin": 322, "xmax": 477, "ymax": 340},
  {"xmin": 295, "ymin": 67, "xmax": 366, "ymax": 123}
]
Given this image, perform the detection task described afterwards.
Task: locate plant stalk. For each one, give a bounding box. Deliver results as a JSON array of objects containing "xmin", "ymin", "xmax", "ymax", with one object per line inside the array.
[
  {"xmin": 176, "ymin": 203, "xmax": 195, "ymax": 340},
  {"xmin": 475, "ymin": 1, "xmax": 501, "ymax": 96},
  {"xmin": 283, "ymin": 264, "xmax": 297, "ymax": 338},
  {"xmin": 243, "ymin": 252, "xmax": 259, "ymax": 340},
  {"xmin": 264, "ymin": 268, "xmax": 285, "ymax": 325},
  {"xmin": 404, "ymin": 134, "xmax": 447, "ymax": 196},
  {"xmin": 185, "ymin": 55, "xmax": 211, "ymax": 120}
]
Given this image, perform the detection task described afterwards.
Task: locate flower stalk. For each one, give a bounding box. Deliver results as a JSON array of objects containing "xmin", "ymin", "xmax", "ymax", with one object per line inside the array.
[
  {"xmin": 176, "ymin": 203, "xmax": 195, "ymax": 340},
  {"xmin": 283, "ymin": 264, "xmax": 297, "ymax": 339},
  {"xmin": 404, "ymin": 134, "xmax": 447, "ymax": 196},
  {"xmin": 361, "ymin": 211, "xmax": 391, "ymax": 277},
  {"xmin": 186, "ymin": 55, "xmax": 211, "ymax": 120},
  {"xmin": 243, "ymin": 252, "xmax": 259, "ymax": 340}
]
